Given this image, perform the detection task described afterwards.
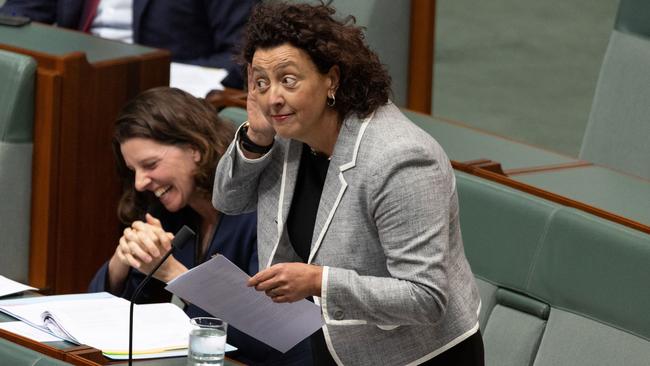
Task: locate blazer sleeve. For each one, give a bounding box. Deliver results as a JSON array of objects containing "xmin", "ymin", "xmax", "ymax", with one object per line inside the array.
[
  {"xmin": 212, "ymin": 129, "xmax": 275, "ymax": 215},
  {"xmin": 322, "ymin": 143, "xmax": 457, "ymax": 325}
]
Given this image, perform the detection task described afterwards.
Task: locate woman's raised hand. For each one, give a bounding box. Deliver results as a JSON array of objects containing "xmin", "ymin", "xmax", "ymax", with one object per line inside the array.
[{"xmin": 246, "ymin": 65, "xmax": 275, "ymax": 146}]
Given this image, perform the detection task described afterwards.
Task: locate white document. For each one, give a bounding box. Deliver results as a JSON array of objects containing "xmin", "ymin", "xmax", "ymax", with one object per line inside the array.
[
  {"xmin": 0, "ymin": 275, "xmax": 37, "ymax": 297},
  {"xmin": 0, "ymin": 321, "xmax": 61, "ymax": 342},
  {"xmin": 0, "ymin": 292, "xmax": 192, "ymax": 358},
  {"xmin": 170, "ymin": 62, "xmax": 227, "ymax": 98},
  {"xmin": 166, "ymin": 255, "xmax": 324, "ymax": 353}
]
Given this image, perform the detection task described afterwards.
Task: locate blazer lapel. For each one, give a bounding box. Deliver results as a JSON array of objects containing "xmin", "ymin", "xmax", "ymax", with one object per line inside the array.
[
  {"xmin": 266, "ymin": 139, "xmax": 302, "ymax": 267},
  {"xmin": 307, "ymin": 114, "xmax": 372, "ymax": 263}
]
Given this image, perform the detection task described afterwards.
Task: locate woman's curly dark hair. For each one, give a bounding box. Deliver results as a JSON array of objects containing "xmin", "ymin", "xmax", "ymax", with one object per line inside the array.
[
  {"xmin": 113, "ymin": 87, "xmax": 235, "ymax": 224},
  {"xmin": 241, "ymin": 0, "xmax": 391, "ymax": 119}
]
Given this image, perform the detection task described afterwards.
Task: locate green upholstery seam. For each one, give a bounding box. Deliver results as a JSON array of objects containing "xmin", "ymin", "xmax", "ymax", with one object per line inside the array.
[
  {"xmin": 524, "ymin": 207, "xmax": 559, "ymax": 292},
  {"xmin": 547, "ymin": 305, "xmax": 650, "ymax": 343}
]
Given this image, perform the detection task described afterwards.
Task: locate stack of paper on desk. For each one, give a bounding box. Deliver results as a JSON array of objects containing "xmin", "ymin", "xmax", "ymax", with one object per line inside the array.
[
  {"xmin": 0, "ymin": 292, "xmax": 192, "ymax": 359},
  {"xmin": 0, "ymin": 275, "xmax": 37, "ymax": 297}
]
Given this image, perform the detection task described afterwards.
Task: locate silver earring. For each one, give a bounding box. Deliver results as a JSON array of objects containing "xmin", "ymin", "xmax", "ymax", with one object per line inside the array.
[{"xmin": 327, "ymin": 93, "xmax": 336, "ymax": 107}]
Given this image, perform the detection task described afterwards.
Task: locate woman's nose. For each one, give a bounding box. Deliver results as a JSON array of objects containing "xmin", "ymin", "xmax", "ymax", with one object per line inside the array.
[
  {"xmin": 134, "ymin": 170, "xmax": 151, "ymax": 191},
  {"xmin": 269, "ymin": 85, "xmax": 285, "ymax": 107}
]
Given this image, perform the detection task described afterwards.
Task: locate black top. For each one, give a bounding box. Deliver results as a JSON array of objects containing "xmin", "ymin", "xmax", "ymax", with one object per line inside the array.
[
  {"xmin": 287, "ymin": 144, "xmax": 331, "ymax": 262},
  {"xmin": 287, "ymin": 144, "xmax": 337, "ymax": 366}
]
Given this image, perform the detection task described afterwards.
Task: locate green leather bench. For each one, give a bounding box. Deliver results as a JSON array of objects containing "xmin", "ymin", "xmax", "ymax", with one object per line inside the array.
[
  {"xmin": 0, "ymin": 49, "xmax": 36, "ymax": 284},
  {"xmin": 0, "ymin": 338, "xmax": 72, "ymax": 366},
  {"xmin": 456, "ymin": 171, "xmax": 650, "ymax": 366}
]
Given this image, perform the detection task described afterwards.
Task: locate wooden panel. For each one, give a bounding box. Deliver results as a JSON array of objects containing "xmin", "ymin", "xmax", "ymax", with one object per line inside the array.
[
  {"xmin": 29, "ymin": 69, "xmax": 62, "ymax": 292},
  {"xmin": 407, "ymin": 0, "xmax": 436, "ymax": 114},
  {"xmin": 0, "ymin": 40, "xmax": 170, "ymax": 294}
]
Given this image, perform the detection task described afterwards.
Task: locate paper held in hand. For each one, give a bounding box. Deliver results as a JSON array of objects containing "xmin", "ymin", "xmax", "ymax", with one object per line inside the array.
[{"xmin": 166, "ymin": 255, "xmax": 324, "ymax": 353}]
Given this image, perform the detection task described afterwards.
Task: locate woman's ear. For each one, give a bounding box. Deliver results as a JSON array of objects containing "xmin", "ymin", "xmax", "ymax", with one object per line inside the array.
[
  {"xmin": 327, "ymin": 65, "xmax": 340, "ymax": 94},
  {"xmin": 191, "ymin": 148, "xmax": 201, "ymax": 163}
]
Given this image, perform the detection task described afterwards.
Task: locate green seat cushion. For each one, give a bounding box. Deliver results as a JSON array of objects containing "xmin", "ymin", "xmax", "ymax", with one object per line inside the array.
[
  {"xmin": 528, "ymin": 207, "xmax": 650, "ymax": 340},
  {"xmin": 533, "ymin": 309, "xmax": 650, "ymax": 366},
  {"xmin": 483, "ymin": 304, "xmax": 546, "ymax": 366},
  {"xmin": 512, "ymin": 165, "xmax": 650, "ymax": 228}
]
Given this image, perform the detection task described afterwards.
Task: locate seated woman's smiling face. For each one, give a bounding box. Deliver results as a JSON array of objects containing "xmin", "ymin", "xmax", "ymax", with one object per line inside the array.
[
  {"xmin": 251, "ymin": 43, "xmax": 339, "ymax": 143},
  {"xmin": 120, "ymin": 137, "xmax": 200, "ymax": 213}
]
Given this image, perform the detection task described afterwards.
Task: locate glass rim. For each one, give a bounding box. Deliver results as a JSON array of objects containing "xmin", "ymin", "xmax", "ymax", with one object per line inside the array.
[{"xmin": 190, "ymin": 317, "xmax": 227, "ymax": 328}]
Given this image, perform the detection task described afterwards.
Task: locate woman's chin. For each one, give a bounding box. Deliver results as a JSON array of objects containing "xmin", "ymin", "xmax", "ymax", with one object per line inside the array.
[{"xmin": 159, "ymin": 195, "xmax": 183, "ymax": 212}]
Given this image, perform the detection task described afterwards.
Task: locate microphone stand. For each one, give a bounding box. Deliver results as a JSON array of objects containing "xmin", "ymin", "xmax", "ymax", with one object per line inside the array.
[{"xmin": 128, "ymin": 225, "xmax": 195, "ymax": 366}]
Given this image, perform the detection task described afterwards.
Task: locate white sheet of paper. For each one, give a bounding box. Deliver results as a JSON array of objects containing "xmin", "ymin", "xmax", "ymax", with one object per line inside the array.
[
  {"xmin": 0, "ymin": 293, "xmax": 193, "ymax": 356},
  {"xmin": 0, "ymin": 275, "xmax": 37, "ymax": 298},
  {"xmin": 0, "ymin": 321, "xmax": 61, "ymax": 342},
  {"xmin": 166, "ymin": 255, "xmax": 324, "ymax": 353},
  {"xmin": 169, "ymin": 62, "xmax": 227, "ymax": 98}
]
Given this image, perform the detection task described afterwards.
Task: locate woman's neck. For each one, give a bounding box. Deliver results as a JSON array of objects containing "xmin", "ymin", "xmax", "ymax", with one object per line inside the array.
[
  {"xmin": 189, "ymin": 196, "xmax": 218, "ymax": 223},
  {"xmin": 304, "ymin": 109, "xmax": 341, "ymax": 158},
  {"xmin": 189, "ymin": 196, "xmax": 221, "ymax": 259}
]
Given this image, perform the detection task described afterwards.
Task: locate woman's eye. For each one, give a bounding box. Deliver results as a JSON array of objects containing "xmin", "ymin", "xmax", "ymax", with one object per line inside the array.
[
  {"xmin": 283, "ymin": 76, "xmax": 297, "ymax": 87},
  {"xmin": 256, "ymin": 79, "xmax": 269, "ymax": 90},
  {"xmin": 143, "ymin": 162, "xmax": 157, "ymax": 170}
]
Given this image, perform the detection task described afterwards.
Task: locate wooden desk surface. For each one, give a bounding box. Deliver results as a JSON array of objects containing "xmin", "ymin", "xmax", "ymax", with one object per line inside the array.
[{"xmin": 0, "ymin": 22, "xmax": 156, "ymax": 63}]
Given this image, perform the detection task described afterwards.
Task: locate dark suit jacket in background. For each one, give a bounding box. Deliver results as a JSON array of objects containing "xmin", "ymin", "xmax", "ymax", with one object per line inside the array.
[{"xmin": 0, "ymin": 0, "xmax": 257, "ymax": 88}]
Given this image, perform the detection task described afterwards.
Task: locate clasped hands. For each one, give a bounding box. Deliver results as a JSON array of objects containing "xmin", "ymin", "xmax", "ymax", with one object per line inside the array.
[{"xmin": 110, "ymin": 213, "xmax": 187, "ymax": 285}]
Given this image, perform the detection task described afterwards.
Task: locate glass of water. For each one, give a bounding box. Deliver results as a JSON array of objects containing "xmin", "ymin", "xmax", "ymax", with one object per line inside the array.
[{"xmin": 188, "ymin": 317, "xmax": 228, "ymax": 366}]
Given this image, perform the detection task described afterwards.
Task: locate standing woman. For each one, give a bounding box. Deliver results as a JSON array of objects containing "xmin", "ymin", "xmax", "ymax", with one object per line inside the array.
[
  {"xmin": 213, "ymin": 2, "xmax": 484, "ymax": 365},
  {"xmin": 88, "ymin": 87, "xmax": 310, "ymax": 366}
]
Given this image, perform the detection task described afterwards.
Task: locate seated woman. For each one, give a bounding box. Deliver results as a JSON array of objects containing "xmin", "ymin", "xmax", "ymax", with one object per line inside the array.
[
  {"xmin": 89, "ymin": 87, "xmax": 309, "ymax": 365},
  {"xmin": 213, "ymin": 2, "xmax": 484, "ymax": 365}
]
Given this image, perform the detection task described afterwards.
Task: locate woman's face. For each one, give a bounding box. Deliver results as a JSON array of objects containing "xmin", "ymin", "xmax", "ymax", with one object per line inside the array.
[
  {"xmin": 120, "ymin": 137, "xmax": 200, "ymax": 213},
  {"xmin": 251, "ymin": 44, "xmax": 338, "ymax": 142}
]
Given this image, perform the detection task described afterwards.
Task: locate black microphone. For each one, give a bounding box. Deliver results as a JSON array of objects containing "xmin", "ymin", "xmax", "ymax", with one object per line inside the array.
[{"xmin": 128, "ymin": 225, "xmax": 195, "ymax": 366}]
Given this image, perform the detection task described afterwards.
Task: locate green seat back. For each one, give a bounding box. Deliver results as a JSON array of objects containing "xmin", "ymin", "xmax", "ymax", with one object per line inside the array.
[
  {"xmin": 455, "ymin": 171, "xmax": 560, "ymax": 293},
  {"xmin": 0, "ymin": 49, "xmax": 36, "ymax": 283},
  {"xmin": 580, "ymin": 0, "xmax": 650, "ymax": 179},
  {"xmin": 528, "ymin": 208, "xmax": 650, "ymax": 340},
  {"xmin": 218, "ymin": 107, "xmax": 248, "ymax": 128}
]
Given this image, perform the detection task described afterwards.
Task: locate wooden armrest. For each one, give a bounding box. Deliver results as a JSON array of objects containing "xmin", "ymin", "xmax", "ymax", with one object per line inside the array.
[{"xmin": 205, "ymin": 88, "xmax": 247, "ymax": 109}]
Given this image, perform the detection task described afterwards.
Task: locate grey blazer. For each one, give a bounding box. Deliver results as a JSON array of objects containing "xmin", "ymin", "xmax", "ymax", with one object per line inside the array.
[{"xmin": 213, "ymin": 102, "xmax": 480, "ymax": 366}]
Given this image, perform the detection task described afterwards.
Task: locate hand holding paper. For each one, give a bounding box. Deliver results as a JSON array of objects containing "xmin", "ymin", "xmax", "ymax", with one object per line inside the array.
[
  {"xmin": 166, "ymin": 255, "xmax": 324, "ymax": 353},
  {"xmin": 248, "ymin": 262, "xmax": 323, "ymax": 303}
]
